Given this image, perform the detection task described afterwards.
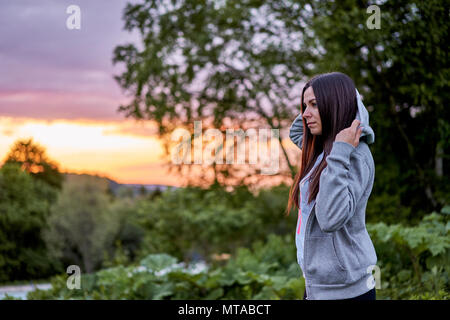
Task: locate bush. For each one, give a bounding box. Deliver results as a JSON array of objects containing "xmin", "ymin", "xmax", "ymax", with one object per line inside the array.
[
  {"xmin": 24, "ymin": 209, "xmax": 450, "ymax": 300},
  {"xmin": 134, "ymin": 184, "xmax": 296, "ymax": 263},
  {"xmin": 367, "ymin": 208, "xmax": 450, "ymax": 299},
  {"xmin": 26, "ymin": 234, "xmax": 304, "ymax": 300},
  {"xmin": 3, "ymin": 179, "xmax": 448, "ymax": 300}
]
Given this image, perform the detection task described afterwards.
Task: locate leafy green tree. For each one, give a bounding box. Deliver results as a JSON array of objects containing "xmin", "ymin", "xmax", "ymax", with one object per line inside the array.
[
  {"xmin": 107, "ymin": 198, "xmax": 146, "ymax": 264},
  {"xmin": 297, "ymin": 0, "xmax": 450, "ymax": 218},
  {"xmin": 43, "ymin": 178, "xmax": 118, "ymax": 273},
  {"xmin": 113, "ymin": 0, "xmax": 449, "ymax": 220},
  {"xmin": 113, "ymin": 0, "xmax": 318, "ymax": 183},
  {"xmin": 0, "ymin": 163, "xmax": 60, "ymax": 282}
]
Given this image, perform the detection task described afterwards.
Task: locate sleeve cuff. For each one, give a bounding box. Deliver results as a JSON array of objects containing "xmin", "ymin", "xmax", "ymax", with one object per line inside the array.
[{"xmin": 330, "ymin": 141, "xmax": 355, "ymax": 163}]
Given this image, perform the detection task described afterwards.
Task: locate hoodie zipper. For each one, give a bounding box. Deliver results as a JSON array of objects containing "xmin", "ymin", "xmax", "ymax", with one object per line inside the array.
[{"xmin": 303, "ymin": 202, "xmax": 316, "ymax": 300}]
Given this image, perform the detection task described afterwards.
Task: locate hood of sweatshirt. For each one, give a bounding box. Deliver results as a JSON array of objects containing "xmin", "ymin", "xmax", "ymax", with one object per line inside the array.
[{"xmin": 355, "ymin": 88, "xmax": 375, "ymax": 144}]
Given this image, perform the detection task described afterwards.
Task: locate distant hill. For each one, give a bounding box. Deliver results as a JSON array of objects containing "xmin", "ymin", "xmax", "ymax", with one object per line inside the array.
[{"xmin": 63, "ymin": 173, "xmax": 177, "ymax": 196}]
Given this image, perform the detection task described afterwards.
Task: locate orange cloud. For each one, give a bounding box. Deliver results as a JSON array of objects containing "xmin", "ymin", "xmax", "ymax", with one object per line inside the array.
[{"xmin": 0, "ymin": 116, "xmax": 181, "ymax": 185}]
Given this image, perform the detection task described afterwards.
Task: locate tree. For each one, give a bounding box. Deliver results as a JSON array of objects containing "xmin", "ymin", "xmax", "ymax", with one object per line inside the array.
[
  {"xmin": 107, "ymin": 198, "xmax": 145, "ymax": 263},
  {"xmin": 4, "ymin": 138, "xmax": 63, "ymax": 190},
  {"xmin": 43, "ymin": 178, "xmax": 118, "ymax": 273},
  {"xmin": 113, "ymin": 0, "xmax": 318, "ymax": 185},
  {"xmin": 296, "ymin": 0, "xmax": 449, "ymax": 217},
  {"xmin": 113, "ymin": 0, "xmax": 448, "ymax": 218},
  {"xmin": 0, "ymin": 163, "xmax": 60, "ymax": 282}
]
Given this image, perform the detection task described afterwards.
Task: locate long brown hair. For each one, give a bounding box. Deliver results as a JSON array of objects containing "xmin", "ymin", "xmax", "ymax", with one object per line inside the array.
[{"xmin": 285, "ymin": 72, "xmax": 358, "ymax": 216}]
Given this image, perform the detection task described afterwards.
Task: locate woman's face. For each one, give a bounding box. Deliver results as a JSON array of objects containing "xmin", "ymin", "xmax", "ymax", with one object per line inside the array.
[{"xmin": 302, "ymin": 86, "xmax": 322, "ymax": 135}]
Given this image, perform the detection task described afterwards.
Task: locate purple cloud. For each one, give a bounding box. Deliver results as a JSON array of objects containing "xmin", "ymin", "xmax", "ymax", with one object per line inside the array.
[{"xmin": 0, "ymin": 0, "xmax": 140, "ymax": 120}]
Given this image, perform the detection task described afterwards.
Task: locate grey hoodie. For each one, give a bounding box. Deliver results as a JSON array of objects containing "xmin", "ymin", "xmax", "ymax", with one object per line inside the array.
[{"xmin": 289, "ymin": 89, "xmax": 377, "ymax": 300}]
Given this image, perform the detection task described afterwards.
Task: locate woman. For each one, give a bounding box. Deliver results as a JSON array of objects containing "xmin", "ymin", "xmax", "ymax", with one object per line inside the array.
[{"xmin": 286, "ymin": 72, "xmax": 377, "ymax": 300}]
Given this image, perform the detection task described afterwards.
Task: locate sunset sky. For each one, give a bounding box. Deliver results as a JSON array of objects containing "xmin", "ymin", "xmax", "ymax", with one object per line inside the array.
[
  {"xmin": 0, "ymin": 0, "xmax": 297, "ymax": 186},
  {"xmin": 0, "ymin": 0, "xmax": 175, "ymax": 185}
]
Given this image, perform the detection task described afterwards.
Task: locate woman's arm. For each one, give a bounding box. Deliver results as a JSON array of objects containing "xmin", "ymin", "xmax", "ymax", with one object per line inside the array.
[
  {"xmin": 315, "ymin": 141, "xmax": 372, "ymax": 233},
  {"xmin": 289, "ymin": 113, "xmax": 304, "ymax": 150}
]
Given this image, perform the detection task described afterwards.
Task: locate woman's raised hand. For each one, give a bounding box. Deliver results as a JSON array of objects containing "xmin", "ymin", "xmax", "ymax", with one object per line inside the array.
[{"xmin": 335, "ymin": 119, "xmax": 363, "ymax": 148}]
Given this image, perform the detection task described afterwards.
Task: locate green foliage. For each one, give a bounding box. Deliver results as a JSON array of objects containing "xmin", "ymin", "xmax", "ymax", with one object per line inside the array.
[
  {"xmin": 367, "ymin": 209, "xmax": 450, "ymax": 299},
  {"xmin": 366, "ymin": 191, "xmax": 413, "ymax": 224},
  {"xmin": 106, "ymin": 197, "xmax": 146, "ymax": 264},
  {"xmin": 301, "ymin": 0, "xmax": 450, "ymax": 218},
  {"xmin": 26, "ymin": 234, "xmax": 304, "ymax": 300},
  {"xmin": 43, "ymin": 176, "xmax": 145, "ymax": 274},
  {"xmin": 113, "ymin": 0, "xmax": 310, "ymax": 130},
  {"xmin": 133, "ymin": 184, "xmax": 296, "ymax": 262},
  {"xmin": 112, "ymin": 0, "xmax": 322, "ymax": 182},
  {"xmin": 113, "ymin": 0, "xmax": 449, "ymax": 219},
  {"xmin": 43, "ymin": 179, "xmax": 118, "ymax": 273},
  {"xmin": 0, "ymin": 139, "xmax": 65, "ymax": 282},
  {"xmin": 23, "ymin": 205, "xmax": 449, "ymax": 300},
  {"xmin": 0, "ymin": 162, "xmax": 61, "ymax": 282}
]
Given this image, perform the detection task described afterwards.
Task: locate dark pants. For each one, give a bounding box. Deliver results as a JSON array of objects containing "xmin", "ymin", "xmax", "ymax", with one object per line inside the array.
[{"xmin": 303, "ymin": 288, "xmax": 376, "ymax": 300}]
